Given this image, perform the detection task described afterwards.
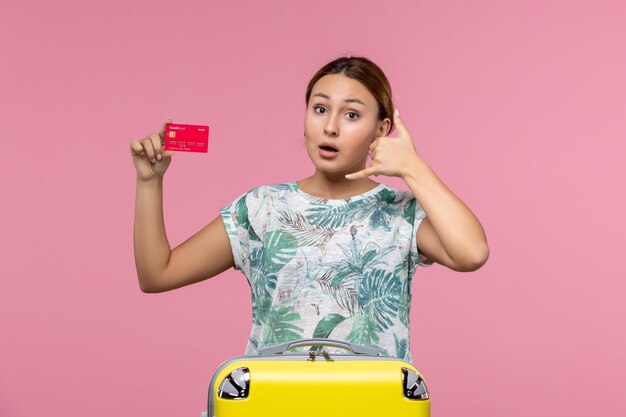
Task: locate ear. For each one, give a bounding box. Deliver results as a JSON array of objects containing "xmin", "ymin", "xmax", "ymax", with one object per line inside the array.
[{"xmin": 377, "ymin": 117, "xmax": 392, "ymax": 137}]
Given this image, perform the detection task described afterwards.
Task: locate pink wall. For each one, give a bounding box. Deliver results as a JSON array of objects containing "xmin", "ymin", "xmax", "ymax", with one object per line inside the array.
[{"xmin": 1, "ymin": 0, "xmax": 625, "ymax": 416}]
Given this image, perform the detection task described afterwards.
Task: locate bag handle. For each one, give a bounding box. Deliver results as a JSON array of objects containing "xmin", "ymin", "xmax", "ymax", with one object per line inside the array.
[{"xmin": 258, "ymin": 338, "xmax": 380, "ymax": 356}]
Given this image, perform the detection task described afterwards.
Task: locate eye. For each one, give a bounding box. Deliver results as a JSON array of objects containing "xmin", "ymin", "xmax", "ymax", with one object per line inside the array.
[
  {"xmin": 313, "ymin": 105, "xmax": 326, "ymax": 114},
  {"xmin": 346, "ymin": 111, "xmax": 359, "ymax": 120}
]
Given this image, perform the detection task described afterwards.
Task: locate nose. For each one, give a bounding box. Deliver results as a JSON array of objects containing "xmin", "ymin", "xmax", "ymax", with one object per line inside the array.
[{"xmin": 324, "ymin": 113, "xmax": 339, "ymax": 137}]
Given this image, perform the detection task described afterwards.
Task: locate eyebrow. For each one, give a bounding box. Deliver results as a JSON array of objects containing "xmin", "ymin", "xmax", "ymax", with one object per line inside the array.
[{"xmin": 313, "ymin": 93, "xmax": 366, "ymax": 106}]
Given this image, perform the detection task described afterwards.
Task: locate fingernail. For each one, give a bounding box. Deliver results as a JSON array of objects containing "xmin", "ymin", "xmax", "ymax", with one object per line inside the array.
[
  {"xmin": 345, "ymin": 174, "xmax": 352, "ymax": 179},
  {"xmin": 151, "ymin": 158, "xmax": 156, "ymax": 164},
  {"xmin": 395, "ymin": 109, "xmax": 399, "ymax": 117},
  {"xmin": 157, "ymin": 154, "xmax": 162, "ymax": 161}
]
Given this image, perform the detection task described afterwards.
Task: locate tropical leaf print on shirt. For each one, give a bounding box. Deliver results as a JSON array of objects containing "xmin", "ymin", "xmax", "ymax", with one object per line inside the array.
[
  {"xmin": 253, "ymin": 183, "xmax": 292, "ymax": 199},
  {"xmin": 305, "ymin": 189, "xmax": 405, "ymax": 233},
  {"xmin": 220, "ymin": 182, "xmax": 431, "ymax": 362},
  {"xmin": 260, "ymin": 230, "xmax": 298, "ymax": 274},
  {"xmin": 394, "ymin": 333, "xmax": 408, "ymax": 360},
  {"xmin": 276, "ymin": 209, "xmax": 336, "ymax": 247},
  {"xmin": 394, "ymin": 255, "xmax": 417, "ymax": 327},
  {"xmin": 313, "ymin": 270, "xmax": 358, "ymax": 315},
  {"xmin": 358, "ymin": 268, "xmax": 401, "ymax": 332},
  {"xmin": 261, "ymin": 305, "xmax": 304, "ymax": 346},
  {"xmin": 324, "ymin": 237, "xmax": 396, "ymax": 282},
  {"xmin": 313, "ymin": 234, "xmax": 396, "ymax": 316},
  {"xmin": 346, "ymin": 313, "xmax": 380, "ymax": 347},
  {"xmin": 367, "ymin": 189, "xmax": 406, "ymax": 232},
  {"xmin": 346, "ymin": 269, "xmax": 402, "ymax": 349},
  {"xmin": 312, "ymin": 313, "xmax": 348, "ymax": 339},
  {"xmin": 235, "ymin": 195, "xmax": 260, "ymax": 242},
  {"xmin": 250, "ymin": 230, "xmax": 297, "ymax": 327},
  {"xmin": 306, "ymin": 200, "xmax": 368, "ymax": 229}
]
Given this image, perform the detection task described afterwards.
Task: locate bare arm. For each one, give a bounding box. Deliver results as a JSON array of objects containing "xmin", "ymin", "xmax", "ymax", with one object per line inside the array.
[
  {"xmin": 346, "ymin": 110, "xmax": 489, "ymax": 271},
  {"xmin": 403, "ymin": 159, "xmax": 489, "ymax": 272},
  {"xmin": 130, "ymin": 119, "xmax": 234, "ymax": 293},
  {"xmin": 133, "ymin": 178, "xmax": 234, "ymax": 293}
]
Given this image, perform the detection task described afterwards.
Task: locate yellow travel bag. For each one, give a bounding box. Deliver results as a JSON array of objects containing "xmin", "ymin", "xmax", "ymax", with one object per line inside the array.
[{"xmin": 207, "ymin": 338, "xmax": 430, "ymax": 417}]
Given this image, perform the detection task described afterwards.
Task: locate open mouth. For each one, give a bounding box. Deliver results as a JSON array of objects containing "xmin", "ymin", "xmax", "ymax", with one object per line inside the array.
[{"xmin": 319, "ymin": 145, "xmax": 338, "ymax": 153}]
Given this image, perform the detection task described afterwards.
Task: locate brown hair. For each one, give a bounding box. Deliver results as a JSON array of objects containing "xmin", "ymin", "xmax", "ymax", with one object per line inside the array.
[{"xmin": 305, "ymin": 56, "xmax": 395, "ymax": 133}]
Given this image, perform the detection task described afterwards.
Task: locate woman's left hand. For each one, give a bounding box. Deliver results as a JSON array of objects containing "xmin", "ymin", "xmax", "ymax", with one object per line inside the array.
[{"xmin": 346, "ymin": 110, "xmax": 421, "ymax": 180}]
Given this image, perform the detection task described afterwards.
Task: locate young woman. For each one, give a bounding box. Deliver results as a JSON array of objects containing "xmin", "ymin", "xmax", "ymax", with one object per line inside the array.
[{"xmin": 130, "ymin": 56, "xmax": 489, "ymax": 361}]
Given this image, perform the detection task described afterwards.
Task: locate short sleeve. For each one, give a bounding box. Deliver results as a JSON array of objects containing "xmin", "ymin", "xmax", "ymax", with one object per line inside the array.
[
  {"xmin": 408, "ymin": 197, "xmax": 435, "ymax": 269},
  {"xmin": 220, "ymin": 190, "xmax": 257, "ymax": 280}
]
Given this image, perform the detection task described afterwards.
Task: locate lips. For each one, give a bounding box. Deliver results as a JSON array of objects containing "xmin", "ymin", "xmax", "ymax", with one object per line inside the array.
[
  {"xmin": 319, "ymin": 141, "xmax": 338, "ymax": 153},
  {"xmin": 318, "ymin": 141, "xmax": 339, "ymax": 159}
]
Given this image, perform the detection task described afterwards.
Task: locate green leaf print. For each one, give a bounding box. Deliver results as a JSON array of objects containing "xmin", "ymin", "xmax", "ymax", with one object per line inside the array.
[
  {"xmin": 394, "ymin": 251, "xmax": 420, "ymax": 281},
  {"xmin": 276, "ymin": 210, "xmax": 336, "ymax": 247},
  {"xmin": 346, "ymin": 313, "xmax": 380, "ymax": 347},
  {"xmin": 366, "ymin": 188, "xmax": 403, "ymax": 232},
  {"xmin": 249, "ymin": 337, "xmax": 259, "ymax": 351},
  {"xmin": 330, "ymin": 269, "xmax": 354, "ymax": 286},
  {"xmin": 393, "ymin": 257, "xmax": 412, "ymax": 328},
  {"xmin": 305, "ymin": 200, "xmax": 368, "ymax": 229},
  {"xmin": 403, "ymin": 198, "xmax": 416, "ymax": 222},
  {"xmin": 234, "ymin": 195, "xmax": 248, "ymax": 226},
  {"xmin": 316, "ymin": 237, "xmax": 396, "ymax": 315},
  {"xmin": 261, "ymin": 305, "xmax": 304, "ymax": 346},
  {"xmin": 250, "ymin": 270, "xmax": 277, "ymax": 305},
  {"xmin": 394, "ymin": 333, "xmax": 408, "ymax": 360},
  {"xmin": 235, "ymin": 196, "xmax": 260, "ymax": 242},
  {"xmin": 358, "ymin": 269, "xmax": 401, "ymax": 332},
  {"xmin": 398, "ymin": 289, "xmax": 410, "ymax": 328},
  {"xmin": 250, "ymin": 247, "xmax": 277, "ymax": 312},
  {"xmin": 312, "ymin": 313, "xmax": 348, "ymax": 339},
  {"xmin": 261, "ymin": 230, "xmax": 297, "ymax": 275},
  {"xmin": 252, "ymin": 292, "xmax": 272, "ymax": 326},
  {"xmin": 361, "ymin": 249, "xmax": 378, "ymax": 266},
  {"xmin": 378, "ymin": 188, "xmax": 397, "ymax": 204},
  {"xmin": 314, "ymin": 271, "xmax": 358, "ymax": 315},
  {"xmin": 326, "ymin": 238, "xmax": 395, "ymax": 284},
  {"xmin": 249, "ymin": 247, "xmax": 263, "ymax": 269},
  {"xmin": 369, "ymin": 204, "xmax": 401, "ymax": 232},
  {"xmin": 305, "ymin": 189, "xmax": 404, "ymax": 232},
  {"xmin": 369, "ymin": 208, "xmax": 392, "ymax": 231}
]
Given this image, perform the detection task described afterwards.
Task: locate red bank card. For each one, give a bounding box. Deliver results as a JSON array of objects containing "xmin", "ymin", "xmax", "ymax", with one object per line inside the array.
[{"xmin": 164, "ymin": 123, "xmax": 209, "ymax": 153}]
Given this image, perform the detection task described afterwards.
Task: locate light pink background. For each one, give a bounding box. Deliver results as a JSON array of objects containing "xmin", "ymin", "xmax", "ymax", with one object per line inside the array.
[{"xmin": 1, "ymin": 0, "xmax": 625, "ymax": 416}]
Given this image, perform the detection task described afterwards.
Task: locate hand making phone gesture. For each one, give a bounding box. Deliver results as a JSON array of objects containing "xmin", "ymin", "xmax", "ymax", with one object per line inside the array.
[{"xmin": 346, "ymin": 110, "xmax": 421, "ymax": 181}]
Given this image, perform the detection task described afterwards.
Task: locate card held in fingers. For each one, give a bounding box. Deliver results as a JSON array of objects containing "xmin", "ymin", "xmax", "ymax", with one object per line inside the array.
[{"xmin": 164, "ymin": 123, "xmax": 209, "ymax": 153}]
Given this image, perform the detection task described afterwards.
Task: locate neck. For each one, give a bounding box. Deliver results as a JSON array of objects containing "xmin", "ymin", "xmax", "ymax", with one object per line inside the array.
[{"xmin": 298, "ymin": 171, "xmax": 379, "ymax": 199}]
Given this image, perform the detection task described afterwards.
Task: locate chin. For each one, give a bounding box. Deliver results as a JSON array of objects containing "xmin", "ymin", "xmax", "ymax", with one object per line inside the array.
[{"xmin": 312, "ymin": 161, "xmax": 363, "ymax": 178}]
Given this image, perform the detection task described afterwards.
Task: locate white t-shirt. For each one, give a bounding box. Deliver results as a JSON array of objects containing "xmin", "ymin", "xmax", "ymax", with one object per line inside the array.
[{"xmin": 220, "ymin": 181, "xmax": 433, "ymax": 362}]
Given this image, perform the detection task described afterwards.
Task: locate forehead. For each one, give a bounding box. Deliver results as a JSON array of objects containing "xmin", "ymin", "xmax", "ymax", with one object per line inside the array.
[{"xmin": 311, "ymin": 74, "xmax": 376, "ymax": 105}]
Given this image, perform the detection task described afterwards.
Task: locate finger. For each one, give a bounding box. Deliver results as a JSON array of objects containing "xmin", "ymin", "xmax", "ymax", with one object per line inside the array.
[
  {"xmin": 142, "ymin": 137, "xmax": 157, "ymax": 163},
  {"xmin": 160, "ymin": 118, "xmax": 173, "ymax": 141},
  {"xmin": 393, "ymin": 109, "xmax": 409, "ymax": 137},
  {"xmin": 162, "ymin": 150, "xmax": 176, "ymax": 158},
  {"xmin": 345, "ymin": 167, "xmax": 377, "ymax": 180},
  {"xmin": 130, "ymin": 140, "xmax": 145, "ymax": 156},
  {"xmin": 369, "ymin": 137, "xmax": 380, "ymax": 150},
  {"xmin": 148, "ymin": 132, "xmax": 163, "ymax": 161}
]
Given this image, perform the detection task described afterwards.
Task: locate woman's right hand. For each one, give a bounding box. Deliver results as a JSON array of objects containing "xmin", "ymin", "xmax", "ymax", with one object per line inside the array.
[{"xmin": 130, "ymin": 119, "xmax": 176, "ymax": 181}]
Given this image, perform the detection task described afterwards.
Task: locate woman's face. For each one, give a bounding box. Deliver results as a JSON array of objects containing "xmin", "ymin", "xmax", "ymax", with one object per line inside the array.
[{"xmin": 304, "ymin": 73, "xmax": 390, "ymax": 177}]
